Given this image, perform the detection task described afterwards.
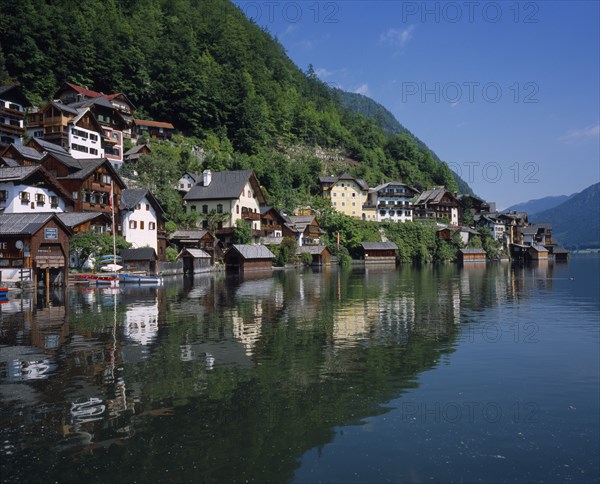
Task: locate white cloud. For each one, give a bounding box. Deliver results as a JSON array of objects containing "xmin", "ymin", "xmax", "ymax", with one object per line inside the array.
[
  {"xmin": 380, "ymin": 25, "xmax": 416, "ymax": 48},
  {"xmin": 559, "ymin": 125, "xmax": 600, "ymax": 143},
  {"xmin": 315, "ymin": 67, "xmax": 333, "ymax": 79},
  {"xmin": 353, "ymin": 84, "xmax": 370, "ymax": 96},
  {"xmin": 451, "ymin": 101, "xmax": 460, "ymax": 108},
  {"xmin": 281, "ymin": 25, "xmax": 297, "ymax": 37}
]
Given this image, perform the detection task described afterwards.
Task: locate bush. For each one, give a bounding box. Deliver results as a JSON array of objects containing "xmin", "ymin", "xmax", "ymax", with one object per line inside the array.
[
  {"xmin": 301, "ymin": 252, "xmax": 313, "ymax": 265},
  {"xmin": 166, "ymin": 247, "xmax": 179, "ymax": 262}
]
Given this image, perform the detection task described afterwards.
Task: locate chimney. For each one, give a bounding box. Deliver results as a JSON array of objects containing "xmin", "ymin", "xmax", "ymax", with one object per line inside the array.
[{"xmin": 202, "ymin": 170, "xmax": 212, "ymax": 186}]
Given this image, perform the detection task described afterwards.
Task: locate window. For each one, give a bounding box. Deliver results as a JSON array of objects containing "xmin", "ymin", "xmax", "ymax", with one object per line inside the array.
[
  {"xmin": 179, "ymin": 183, "xmax": 184, "ymax": 189},
  {"xmin": 72, "ymin": 191, "xmax": 78, "ymax": 200},
  {"xmin": 0, "ymin": 190, "xmax": 7, "ymax": 202},
  {"xmin": 236, "ymin": 205, "xmax": 239, "ymax": 214},
  {"xmin": 191, "ymin": 205, "xmax": 196, "ymax": 212},
  {"xmin": 187, "ymin": 183, "xmax": 191, "ymax": 188},
  {"xmin": 140, "ymin": 221, "xmax": 145, "ymax": 230},
  {"xmin": 19, "ymin": 191, "xmax": 30, "ymax": 202},
  {"xmin": 352, "ymin": 202, "xmax": 356, "ymax": 206},
  {"xmin": 149, "ymin": 222, "xmax": 156, "ymax": 230},
  {"xmin": 71, "ymin": 143, "xmax": 89, "ymax": 153},
  {"xmin": 36, "ymin": 193, "xmax": 46, "ymax": 205},
  {"xmin": 136, "ymin": 203, "xmax": 141, "ymax": 210},
  {"xmin": 72, "ymin": 128, "xmax": 89, "ymax": 139},
  {"xmin": 146, "ymin": 204, "xmax": 149, "ymax": 211},
  {"xmin": 103, "ymin": 175, "xmax": 111, "ymax": 184},
  {"xmin": 247, "ymin": 190, "xmax": 251, "ymax": 197},
  {"xmin": 202, "ymin": 205, "xmax": 208, "ymax": 214},
  {"xmin": 90, "ymin": 148, "xmax": 98, "ymax": 156},
  {"xmin": 217, "ymin": 204, "xmax": 223, "ymax": 213},
  {"xmin": 90, "ymin": 133, "xmax": 98, "ymax": 142},
  {"xmin": 50, "ymin": 196, "xmax": 59, "ymax": 208},
  {"xmin": 341, "ymin": 202, "xmax": 345, "ymax": 207},
  {"xmin": 129, "ymin": 221, "xmax": 137, "ymax": 229}
]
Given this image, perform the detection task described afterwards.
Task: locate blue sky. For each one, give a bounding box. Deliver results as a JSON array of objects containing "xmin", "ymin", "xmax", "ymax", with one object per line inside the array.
[{"xmin": 233, "ymin": 0, "xmax": 600, "ymax": 209}]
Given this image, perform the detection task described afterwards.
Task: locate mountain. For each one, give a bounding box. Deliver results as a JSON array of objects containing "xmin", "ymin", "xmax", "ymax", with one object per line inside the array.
[
  {"xmin": 506, "ymin": 194, "xmax": 575, "ymax": 215},
  {"xmin": 335, "ymin": 89, "xmax": 475, "ymax": 196},
  {"xmin": 0, "ymin": 0, "xmax": 474, "ymax": 210},
  {"xmin": 531, "ymin": 183, "xmax": 600, "ymax": 249}
]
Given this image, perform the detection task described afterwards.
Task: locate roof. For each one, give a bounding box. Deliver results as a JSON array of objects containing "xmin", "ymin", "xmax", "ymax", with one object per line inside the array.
[
  {"xmin": 530, "ymin": 223, "xmax": 552, "ymax": 230},
  {"xmin": 0, "ymin": 84, "xmax": 32, "ymax": 107},
  {"xmin": 361, "ymin": 242, "xmax": 398, "ymax": 251},
  {"xmin": 62, "ymin": 82, "xmax": 104, "ymax": 99},
  {"xmin": 284, "ymin": 215, "xmax": 321, "ymax": 234},
  {"xmin": 0, "ymin": 165, "xmax": 40, "ymax": 182},
  {"xmin": 29, "ymin": 137, "xmax": 71, "ymax": 156},
  {"xmin": 1, "ymin": 157, "xmax": 20, "ymax": 167},
  {"xmin": 529, "ymin": 245, "xmax": 548, "ymax": 253},
  {"xmin": 120, "ymin": 188, "xmax": 165, "ymax": 215},
  {"xmin": 170, "ymin": 229, "xmax": 212, "ymax": 240},
  {"xmin": 43, "ymin": 100, "xmax": 79, "ymax": 116},
  {"xmin": 460, "ymin": 226, "xmax": 480, "ymax": 235},
  {"xmin": 8, "ymin": 143, "xmax": 46, "ymax": 161},
  {"xmin": 68, "ymin": 96, "xmax": 115, "ymax": 111},
  {"xmin": 370, "ymin": 181, "xmax": 419, "ymax": 194},
  {"xmin": 124, "ymin": 144, "xmax": 151, "ymax": 157},
  {"xmin": 319, "ymin": 173, "xmax": 369, "ymax": 191},
  {"xmin": 520, "ymin": 227, "xmax": 539, "ymax": 236},
  {"xmin": 119, "ymin": 248, "xmax": 158, "ymax": 261},
  {"xmin": 133, "ymin": 119, "xmax": 175, "ymax": 129},
  {"xmin": 228, "ymin": 244, "xmax": 275, "ymax": 260},
  {"xmin": 178, "ymin": 248, "xmax": 211, "ymax": 259},
  {"xmin": 415, "ymin": 187, "xmax": 457, "ymax": 206},
  {"xmin": 459, "ymin": 248, "xmax": 487, "ymax": 254},
  {"xmin": 552, "ymin": 247, "xmax": 569, "ymax": 254},
  {"xmin": 0, "ymin": 213, "xmax": 70, "ymax": 236},
  {"xmin": 184, "ymin": 170, "xmax": 258, "ymax": 201},
  {"xmin": 57, "ymin": 212, "xmax": 109, "ymax": 228},
  {"xmin": 297, "ymin": 245, "xmax": 330, "ymax": 255}
]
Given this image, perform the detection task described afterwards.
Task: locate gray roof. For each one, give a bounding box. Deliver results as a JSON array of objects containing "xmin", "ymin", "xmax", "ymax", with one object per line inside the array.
[
  {"xmin": 170, "ymin": 229, "xmax": 211, "ymax": 240},
  {"xmin": 47, "ymin": 100, "xmax": 79, "ymax": 116},
  {"xmin": 229, "ymin": 244, "xmax": 275, "ymax": 260},
  {"xmin": 68, "ymin": 96, "xmax": 115, "ymax": 110},
  {"xmin": 9, "ymin": 143, "xmax": 45, "ymax": 161},
  {"xmin": 370, "ymin": 181, "xmax": 419, "ymax": 194},
  {"xmin": 530, "ymin": 223, "xmax": 552, "ymax": 230},
  {"xmin": 318, "ymin": 173, "xmax": 369, "ymax": 191},
  {"xmin": 119, "ymin": 248, "xmax": 157, "ymax": 261},
  {"xmin": 460, "ymin": 248, "xmax": 487, "ymax": 254},
  {"xmin": 361, "ymin": 242, "xmax": 398, "ymax": 251},
  {"xmin": 415, "ymin": 187, "xmax": 456, "ymax": 206},
  {"xmin": 124, "ymin": 144, "xmax": 151, "ymax": 160},
  {"xmin": 1, "ymin": 157, "xmax": 20, "ymax": 167},
  {"xmin": 178, "ymin": 248, "xmax": 211, "ymax": 259},
  {"xmin": 552, "ymin": 247, "xmax": 569, "ymax": 254},
  {"xmin": 529, "ymin": 245, "xmax": 548, "ymax": 252},
  {"xmin": 0, "ymin": 165, "xmax": 39, "ymax": 182},
  {"xmin": 297, "ymin": 245, "xmax": 329, "ymax": 255},
  {"xmin": 262, "ymin": 236, "xmax": 284, "ymax": 245},
  {"xmin": 284, "ymin": 215, "xmax": 322, "ymax": 234},
  {"xmin": 460, "ymin": 226, "xmax": 480, "ymax": 235},
  {"xmin": 121, "ymin": 188, "xmax": 149, "ymax": 209},
  {"xmin": 520, "ymin": 227, "xmax": 539, "ymax": 236},
  {"xmin": 31, "ymin": 138, "xmax": 70, "ymax": 156},
  {"xmin": 58, "ymin": 158, "xmax": 105, "ymax": 180},
  {"xmin": 57, "ymin": 212, "xmax": 109, "ymax": 228},
  {"xmin": 0, "ymin": 213, "xmax": 57, "ymax": 235},
  {"xmin": 0, "ymin": 85, "xmax": 32, "ymax": 107},
  {"xmin": 183, "ymin": 170, "xmax": 255, "ymax": 201}
]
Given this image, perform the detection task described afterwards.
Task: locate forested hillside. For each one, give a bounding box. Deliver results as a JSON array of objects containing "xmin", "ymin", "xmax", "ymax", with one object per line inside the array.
[{"xmin": 0, "ymin": 0, "xmax": 471, "ymax": 210}]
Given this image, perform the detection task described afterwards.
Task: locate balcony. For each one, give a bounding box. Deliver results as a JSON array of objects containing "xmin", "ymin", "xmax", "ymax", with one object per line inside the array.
[{"xmin": 241, "ymin": 211, "xmax": 260, "ymax": 221}]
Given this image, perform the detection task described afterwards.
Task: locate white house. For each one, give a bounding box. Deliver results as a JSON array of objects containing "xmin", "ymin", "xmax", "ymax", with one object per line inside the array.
[
  {"xmin": 120, "ymin": 188, "xmax": 165, "ymax": 251},
  {"xmin": 67, "ymin": 108, "xmax": 105, "ymax": 159},
  {"xmin": 0, "ymin": 166, "xmax": 72, "ymax": 213},
  {"xmin": 177, "ymin": 172, "xmax": 200, "ymax": 193},
  {"xmin": 366, "ymin": 182, "xmax": 420, "ymax": 223}
]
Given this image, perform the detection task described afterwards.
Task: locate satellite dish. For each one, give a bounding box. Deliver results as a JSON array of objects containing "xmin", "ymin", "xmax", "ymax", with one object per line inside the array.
[{"xmin": 15, "ymin": 240, "xmax": 23, "ymax": 250}]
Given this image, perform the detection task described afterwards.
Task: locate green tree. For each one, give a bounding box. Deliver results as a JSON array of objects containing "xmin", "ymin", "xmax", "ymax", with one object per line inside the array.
[{"xmin": 233, "ymin": 219, "xmax": 252, "ymax": 244}]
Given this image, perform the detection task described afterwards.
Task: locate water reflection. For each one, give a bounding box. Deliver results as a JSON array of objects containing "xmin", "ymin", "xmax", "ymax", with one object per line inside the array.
[{"xmin": 0, "ymin": 258, "xmax": 597, "ymax": 482}]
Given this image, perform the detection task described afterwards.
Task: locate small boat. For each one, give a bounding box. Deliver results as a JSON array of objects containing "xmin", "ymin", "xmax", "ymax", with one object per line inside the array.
[
  {"xmin": 119, "ymin": 273, "xmax": 163, "ymax": 285},
  {"xmin": 75, "ymin": 274, "xmax": 119, "ymax": 287},
  {"xmin": 0, "ymin": 287, "xmax": 8, "ymax": 297}
]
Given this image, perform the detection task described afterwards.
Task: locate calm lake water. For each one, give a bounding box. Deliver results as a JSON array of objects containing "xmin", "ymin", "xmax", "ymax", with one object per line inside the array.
[{"xmin": 1, "ymin": 256, "xmax": 599, "ymax": 483}]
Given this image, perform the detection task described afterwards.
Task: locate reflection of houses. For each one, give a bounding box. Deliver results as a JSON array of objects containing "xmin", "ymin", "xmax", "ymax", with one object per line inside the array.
[
  {"xmin": 360, "ymin": 242, "xmax": 398, "ymax": 264},
  {"xmin": 414, "ymin": 186, "xmax": 460, "ymax": 225},
  {"xmin": 0, "ymin": 213, "xmax": 72, "ymax": 286},
  {"xmin": 123, "ymin": 299, "xmax": 159, "ymax": 346},
  {"xmin": 224, "ymin": 244, "xmax": 274, "ymax": 273},
  {"xmin": 282, "ymin": 215, "xmax": 323, "ymax": 246},
  {"xmin": 297, "ymin": 245, "xmax": 332, "ymax": 266}
]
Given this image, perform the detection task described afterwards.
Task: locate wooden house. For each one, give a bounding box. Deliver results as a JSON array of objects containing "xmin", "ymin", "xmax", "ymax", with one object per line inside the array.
[
  {"xmin": 458, "ymin": 248, "xmax": 487, "ymax": 263},
  {"xmin": 260, "ymin": 206, "xmax": 286, "ymax": 239},
  {"xmin": 360, "ymin": 242, "xmax": 398, "ymax": 264},
  {"xmin": 169, "ymin": 229, "xmax": 216, "ymax": 258},
  {"xmin": 0, "ymin": 213, "xmax": 72, "ymax": 287},
  {"xmin": 57, "ymin": 212, "xmax": 112, "ymax": 268},
  {"xmin": 527, "ymin": 245, "xmax": 548, "ymax": 261},
  {"xmin": 132, "ymin": 119, "xmax": 175, "ymax": 141},
  {"xmin": 224, "ymin": 245, "xmax": 275, "ymax": 273},
  {"xmin": 0, "ymin": 143, "xmax": 45, "ymax": 165},
  {"xmin": 178, "ymin": 248, "xmax": 212, "ymax": 274},
  {"xmin": 414, "ymin": 187, "xmax": 460, "ymax": 226},
  {"xmin": 124, "ymin": 143, "xmax": 151, "ymax": 163},
  {"xmin": 119, "ymin": 248, "xmax": 159, "ymax": 275},
  {"xmin": 550, "ymin": 246, "xmax": 569, "ymax": 262},
  {"xmin": 282, "ymin": 215, "xmax": 323, "ymax": 246},
  {"xmin": 297, "ymin": 245, "xmax": 332, "ymax": 266},
  {"xmin": 0, "ymin": 85, "xmax": 31, "ymax": 147}
]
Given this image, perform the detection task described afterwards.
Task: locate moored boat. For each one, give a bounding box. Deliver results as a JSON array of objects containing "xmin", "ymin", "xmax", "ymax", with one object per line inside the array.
[
  {"xmin": 74, "ymin": 274, "xmax": 119, "ymax": 287},
  {"xmin": 118, "ymin": 273, "xmax": 163, "ymax": 285}
]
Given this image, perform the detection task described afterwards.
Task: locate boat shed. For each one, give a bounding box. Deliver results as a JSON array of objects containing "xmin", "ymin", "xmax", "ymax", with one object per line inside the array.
[
  {"xmin": 224, "ymin": 244, "xmax": 275, "ymax": 273},
  {"xmin": 0, "ymin": 212, "xmax": 72, "ymax": 287},
  {"xmin": 119, "ymin": 247, "xmax": 158, "ymax": 274},
  {"xmin": 297, "ymin": 245, "xmax": 332, "ymax": 266},
  {"xmin": 360, "ymin": 242, "xmax": 398, "ymax": 264},
  {"xmin": 459, "ymin": 248, "xmax": 487, "ymax": 263},
  {"xmin": 527, "ymin": 245, "xmax": 549, "ymax": 261},
  {"xmin": 550, "ymin": 246, "xmax": 569, "ymax": 262},
  {"xmin": 178, "ymin": 248, "xmax": 212, "ymax": 274}
]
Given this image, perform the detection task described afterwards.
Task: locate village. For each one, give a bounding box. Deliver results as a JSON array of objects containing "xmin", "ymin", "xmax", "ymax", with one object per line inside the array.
[{"xmin": 0, "ymin": 82, "xmax": 569, "ymax": 290}]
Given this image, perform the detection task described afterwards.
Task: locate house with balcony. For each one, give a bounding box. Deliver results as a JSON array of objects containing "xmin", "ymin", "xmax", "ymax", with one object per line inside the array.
[
  {"xmin": 414, "ymin": 186, "xmax": 460, "ymax": 226},
  {"xmin": 366, "ymin": 182, "xmax": 420, "ymax": 223},
  {"xmin": 0, "ymin": 85, "xmax": 31, "ymax": 147},
  {"xmin": 132, "ymin": 119, "xmax": 175, "ymax": 141},
  {"xmin": 319, "ymin": 173, "xmax": 373, "ymax": 220},
  {"xmin": 0, "ymin": 166, "xmax": 74, "ymax": 214},
  {"xmin": 282, "ymin": 215, "xmax": 324, "ymax": 246},
  {"xmin": 183, "ymin": 170, "xmax": 266, "ymax": 246},
  {"xmin": 260, "ymin": 206, "xmax": 286, "ymax": 239},
  {"xmin": 475, "ymin": 213, "xmax": 507, "ymax": 242},
  {"xmin": 120, "ymin": 188, "xmax": 167, "ymax": 260}
]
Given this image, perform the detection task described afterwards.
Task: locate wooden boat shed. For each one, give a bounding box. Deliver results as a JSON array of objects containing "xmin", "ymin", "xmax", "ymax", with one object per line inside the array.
[
  {"xmin": 297, "ymin": 245, "xmax": 332, "ymax": 266},
  {"xmin": 178, "ymin": 248, "xmax": 212, "ymax": 274},
  {"xmin": 119, "ymin": 247, "xmax": 158, "ymax": 274},
  {"xmin": 458, "ymin": 248, "xmax": 487, "ymax": 263},
  {"xmin": 224, "ymin": 244, "xmax": 275, "ymax": 273},
  {"xmin": 360, "ymin": 242, "xmax": 398, "ymax": 264},
  {"xmin": 0, "ymin": 212, "xmax": 72, "ymax": 287},
  {"xmin": 527, "ymin": 245, "xmax": 549, "ymax": 261}
]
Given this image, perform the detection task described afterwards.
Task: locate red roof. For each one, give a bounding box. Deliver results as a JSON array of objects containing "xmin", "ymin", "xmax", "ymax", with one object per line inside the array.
[
  {"xmin": 64, "ymin": 82, "xmax": 104, "ymax": 98},
  {"xmin": 134, "ymin": 119, "xmax": 175, "ymax": 129}
]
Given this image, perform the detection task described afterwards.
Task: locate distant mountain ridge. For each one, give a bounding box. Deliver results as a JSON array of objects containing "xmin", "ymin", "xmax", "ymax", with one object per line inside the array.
[
  {"xmin": 506, "ymin": 194, "xmax": 575, "ymax": 215},
  {"xmin": 334, "ymin": 89, "xmax": 475, "ymax": 196},
  {"xmin": 531, "ymin": 183, "xmax": 600, "ymax": 249}
]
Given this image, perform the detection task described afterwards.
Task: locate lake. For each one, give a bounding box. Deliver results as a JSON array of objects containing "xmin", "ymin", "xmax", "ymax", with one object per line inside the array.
[{"xmin": 1, "ymin": 255, "xmax": 598, "ymax": 483}]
